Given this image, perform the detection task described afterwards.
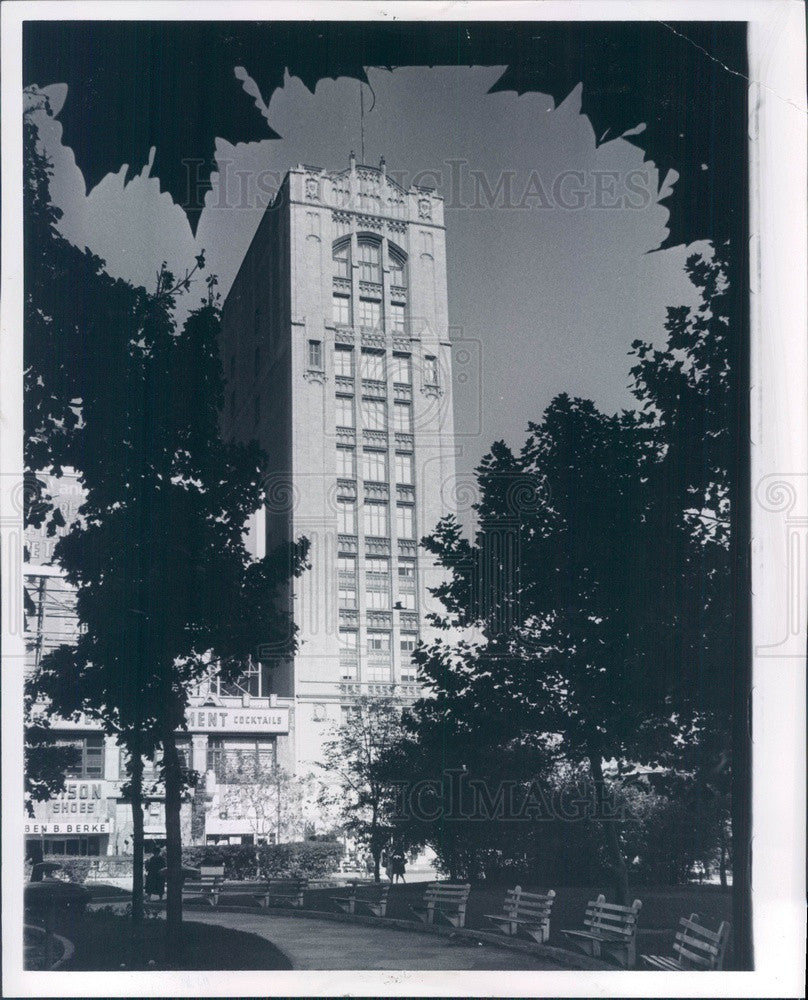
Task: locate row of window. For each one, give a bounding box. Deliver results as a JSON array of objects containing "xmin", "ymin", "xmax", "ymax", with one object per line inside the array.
[
  {"xmin": 337, "ymin": 500, "xmax": 414, "ymax": 538},
  {"xmin": 339, "ymin": 629, "xmax": 418, "ymax": 683},
  {"xmin": 334, "ymin": 349, "xmax": 411, "ymax": 383},
  {"xmin": 337, "ymin": 449, "xmax": 413, "ymax": 484},
  {"xmin": 332, "ymin": 295, "xmax": 406, "ymax": 333},
  {"xmin": 334, "ymin": 241, "xmax": 406, "ymax": 287},
  {"xmin": 336, "ymin": 397, "xmax": 413, "ymax": 433}
]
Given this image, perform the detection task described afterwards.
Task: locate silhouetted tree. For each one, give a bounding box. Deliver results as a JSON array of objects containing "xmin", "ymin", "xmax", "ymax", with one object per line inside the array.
[{"xmin": 418, "ymin": 396, "xmax": 694, "ymax": 903}]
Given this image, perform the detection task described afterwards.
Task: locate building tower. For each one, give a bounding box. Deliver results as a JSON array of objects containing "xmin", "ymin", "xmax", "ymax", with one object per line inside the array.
[{"xmin": 220, "ymin": 154, "xmax": 457, "ymax": 773}]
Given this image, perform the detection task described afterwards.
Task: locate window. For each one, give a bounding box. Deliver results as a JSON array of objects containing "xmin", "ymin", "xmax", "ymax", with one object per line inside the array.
[
  {"xmin": 207, "ymin": 738, "xmax": 276, "ymax": 782},
  {"xmin": 334, "ymin": 347, "xmax": 354, "ymax": 377},
  {"xmin": 360, "ymin": 350, "xmax": 386, "ymax": 381},
  {"xmin": 390, "ymin": 303, "xmax": 406, "ymax": 334},
  {"xmin": 391, "ymin": 355, "xmax": 411, "ymax": 385},
  {"xmin": 367, "ymin": 632, "xmax": 391, "ymax": 655},
  {"xmin": 338, "ymin": 586, "xmax": 357, "ymax": 610},
  {"xmin": 367, "ymin": 632, "xmax": 392, "ymax": 677},
  {"xmin": 218, "ymin": 660, "xmax": 269, "ymax": 699},
  {"xmin": 56, "ymin": 735, "xmax": 105, "ymax": 779},
  {"xmin": 337, "ymin": 447, "xmax": 355, "ymax": 479},
  {"xmin": 333, "ymin": 244, "xmax": 350, "ymax": 278},
  {"xmin": 393, "ymin": 402, "xmax": 412, "ymax": 434},
  {"xmin": 367, "ymin": 589, "xmax": 390, "ymax": 610},
  {"xmin": 339, "ymin": 630, "xmax": 358, "ymax": 681},
  {"xmin": 339, "ymin": 629, "xmax": 358, "ymax": 651},
  {"xmin": 338, "ymin": 555, "xmax": 357, "ymax": 577},
  {"xmin": 400, "ymin": 633, "xmax": 417, "ymax": 655},
  {"xmin": 364, "ymin": 502, "xmax": 388, "ymax": 538},
  {"xmin": 358, "ymin": 241, "xmax": 381, "ymax": 283},
  {"xmin": 400, "ymin": 633, "xmax": 418, "ymax": 681},
  {"xmin": 336, "ymin": 395, "xmax": 355, "ymax": 429},
  {"xmin": 397, "ymin": 591, "xmax": 416, "ymax": 610},
  {"xmin": 362, "ymin": 450, "xmax": 387, "ymax": 482},
  {"xmin": 308, "ymin": 340, "xmax": 323, "ymax": 370},
  {"xmin": 367, "ymin": 556, "xmax": 390, "ymax": 609},
  {"xmin": 389, "ymin": 253, "xmax": 406, "ymax": 287},
  {"xmin": 358, "ymin": 298, "xmax": 382, "ymax": 330},
  {"xmin": 424, "ymin": 354, "xmax": 439, "ymax": 386},
  {"xmin": 396, "ymin": 504, "xmax": 415, "ymax": 539},
  {"xmin": 395, "ymin": 453, "xmax": 414, "ymax": 485},
  {"xmin": 362, "ymin": 399, "xmax": 386, "ymax": 431},
  {"xmin": 398, "ymin": 559, "xmax": 415, "ymax": 582},
  {"xmin": 332, "ymin": 293, "xmax": 351, "ymax": 325},
  {"xmin": 337, "ymin": 499, "xmax": 356, "ymax": 534}
]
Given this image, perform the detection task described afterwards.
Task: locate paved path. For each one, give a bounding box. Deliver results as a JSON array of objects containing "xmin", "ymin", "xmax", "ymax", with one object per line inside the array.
[{"xmin": 186, "ymin": 911, "xmax": 565, "ymax": 970}]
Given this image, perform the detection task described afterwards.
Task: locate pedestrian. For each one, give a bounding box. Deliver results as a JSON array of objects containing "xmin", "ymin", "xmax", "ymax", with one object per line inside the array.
[
  {"xmin": 144, "ymin": 843, "xmax": 165, "ymax": 900},
  {"xmin": 382, "ymin": 847, "xmax": 394, "ymax": 882},
  {"xmin": 391, "ymin": 846, "xmax": 406, "ymax": 884}
]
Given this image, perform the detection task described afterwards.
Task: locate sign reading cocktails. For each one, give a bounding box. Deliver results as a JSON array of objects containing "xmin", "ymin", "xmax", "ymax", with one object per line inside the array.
[{"xmin": 186, "ymin": 707, "xmax": 289, "ymax": 733}]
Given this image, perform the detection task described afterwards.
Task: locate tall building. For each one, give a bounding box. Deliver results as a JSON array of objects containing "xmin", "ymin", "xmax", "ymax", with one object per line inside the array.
[{"xmin": 220, "ymin": 154, "xmax": 457, "ymax": 773}]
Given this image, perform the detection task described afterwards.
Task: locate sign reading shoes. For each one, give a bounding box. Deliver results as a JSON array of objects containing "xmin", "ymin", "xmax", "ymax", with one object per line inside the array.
[{"xmin": 186, "ymin": 707, "xmax": 289, "ymax": 733}]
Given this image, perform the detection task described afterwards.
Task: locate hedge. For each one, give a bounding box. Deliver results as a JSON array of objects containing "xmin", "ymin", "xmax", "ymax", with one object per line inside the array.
[{"xmin": 181, "ymin": 840, "xmax": 343, "ymax": 880}]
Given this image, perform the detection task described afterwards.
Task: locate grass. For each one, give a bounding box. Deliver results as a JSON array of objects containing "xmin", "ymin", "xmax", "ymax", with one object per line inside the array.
[{"xmin": 48, "ymin": 909, "xmax": 292, "ymax": 970}]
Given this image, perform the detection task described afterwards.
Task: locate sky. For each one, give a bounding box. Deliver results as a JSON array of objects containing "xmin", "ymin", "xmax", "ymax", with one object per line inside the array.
[{"xmin": 32, "ymin": 65, "xmax": 708, "ymax": 501}]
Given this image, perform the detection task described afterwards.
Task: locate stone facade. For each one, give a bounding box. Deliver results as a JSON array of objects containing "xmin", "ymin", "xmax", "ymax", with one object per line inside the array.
[{"xmin": 221, "ymin": 155, "xmax": 457, "ymax": 773}]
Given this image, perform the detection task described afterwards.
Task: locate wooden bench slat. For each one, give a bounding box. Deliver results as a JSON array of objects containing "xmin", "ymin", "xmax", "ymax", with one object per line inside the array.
[
  {"xmin": 675, "ymin": 931, "xmax": 720, "ymax": 956},
  {"xmin": 642, "ymin": 954, "xmax": 682, "ymax": 970},
  {"xmin": 678, "ymin": 917, "xmax": 723, "ymax": 941}
]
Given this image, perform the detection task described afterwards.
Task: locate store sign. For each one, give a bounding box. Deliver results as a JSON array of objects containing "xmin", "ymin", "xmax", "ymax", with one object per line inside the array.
[
  {"xmin": 186, "ymin": 706, "xmax": 289, "ymax": 734},
  {"xmin": 46, "ymin": 781, "xmax": 105, "ymax": 818},
  {"xmin": 25, "ymin": 822, "xmax": 110, "ymax": 835}
]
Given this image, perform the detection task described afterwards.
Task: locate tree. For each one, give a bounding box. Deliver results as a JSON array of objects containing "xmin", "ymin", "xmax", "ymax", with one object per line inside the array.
[
  {"xmin": 319, "ymin": 697, "xmax": 408, "ymax": 882},
  {"xmin": 629, "ymin": 244, "xmax": 744, "ymax": 952},
  {"xmin": 24, "ymin": 90, "xmax": 156, "ymax": 936},
  {"xmin": 23, "ymin": 676, "xmax": 79, "ymax": 816},
  {"xmin": 417, "ymin": 395, "xmax": 693, "ymax": 903},
  {"xmin": 37, "ymin": 292, "xmax": 308, "ymax": 954},
  {"xmin": 220, "ymin": 757, "xmax": 305, "ymax": 853}
]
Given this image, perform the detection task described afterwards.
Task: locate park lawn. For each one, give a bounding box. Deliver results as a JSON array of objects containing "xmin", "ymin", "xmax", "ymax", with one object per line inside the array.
[{"xmin": 59, "ymin": 910, "xmax": 292, "ymax": 970}]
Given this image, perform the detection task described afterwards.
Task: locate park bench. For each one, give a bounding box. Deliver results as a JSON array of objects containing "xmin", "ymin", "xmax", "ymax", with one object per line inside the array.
[
  {"xmin": 483, "ymin": 885, "xmax": 556, "ymax": 943},
  {"xmin": 330, "ymin": 880, "xmax": 390, "ymax": 918},
  {"xmin": 410, "ymin": 882, "xmax": 471, "ymax": 929},
  {"xmin": 561, "ymin": 893, "xmax": 643, "ymax": 968},
  {"xmin": 209, "ymin": 877, "xmax": 307, "ymax": 909},
  {"xmin": 181, "ymin": 865, "xmax": 225, "ymax": 907},
  {"xmin": 253, "ymin": 877, "xmax": 308, "ymax": 909},
  {"xmin": 641, "ymin": 913, "xmax": 731, "ymax": 971}
]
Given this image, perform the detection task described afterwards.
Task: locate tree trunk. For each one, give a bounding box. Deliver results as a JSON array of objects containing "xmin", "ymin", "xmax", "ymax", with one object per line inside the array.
[
  {"xmin": 588, "ymin": 749, "xmax": 630, "ymax": 905},
  {"xmin": 127, "ymin": 733, "xmax": 145, "ymax": 965},
  {"xmin": 161, "ymin": 727, "xmax": 185, "ymax": 955},
  {"xmin": 129, "ymin": 747, "xmax": 145, "ymax": 927},
  {"xmin": 719, "ymin": 824, "xmax": 729, "ymax": 888}
]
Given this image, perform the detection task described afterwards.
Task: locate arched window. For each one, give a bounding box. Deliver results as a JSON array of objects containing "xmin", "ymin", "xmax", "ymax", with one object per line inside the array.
[
  {"xmin": 388, "ymin": 248, "xmax": 407, "ymax": 289},
  {"xmin": 358, "ymin": 240, "xmax": 381, "ymax": 284},
  {"xmin": 333, "ymin": 243, "xmax": 350, "ymax": 279}
]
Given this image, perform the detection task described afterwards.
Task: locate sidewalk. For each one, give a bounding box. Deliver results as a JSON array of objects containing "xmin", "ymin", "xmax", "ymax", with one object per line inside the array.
[{"xmin": 185, "ymin": 910, "xmax": 568, "ymax": 970}]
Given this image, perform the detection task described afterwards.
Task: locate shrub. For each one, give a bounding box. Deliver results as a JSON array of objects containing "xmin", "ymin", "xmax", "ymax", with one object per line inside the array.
[
  {"xmin": 53, "ymin": 857, "xmax": 93, "ymax": 884},
  {"xmin": 181, "ymin": 840, "xmax": 343, "ymax": 880}
]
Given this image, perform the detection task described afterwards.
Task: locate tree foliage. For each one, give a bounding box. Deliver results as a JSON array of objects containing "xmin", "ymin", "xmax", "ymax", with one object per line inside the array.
[
  {"xmin": 319, "ymin": 697, "xmax": 408, "ymax": 882},
  {"xmin": 25, "ymin": 94, "xmax": 308, "ymax": 951},
  {"xmin": 413, "ymin": 249, "xmax": 735, "ymax": 902}
]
